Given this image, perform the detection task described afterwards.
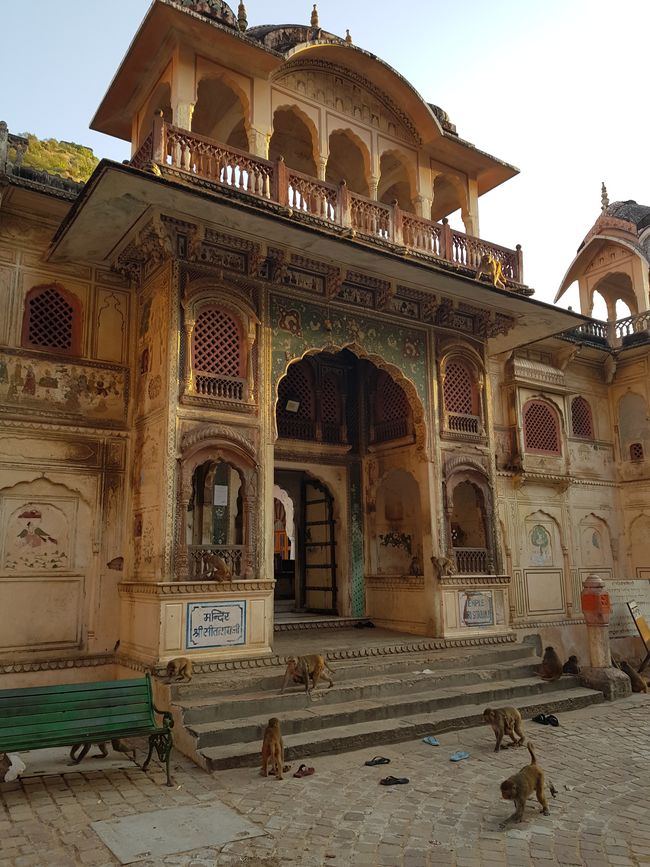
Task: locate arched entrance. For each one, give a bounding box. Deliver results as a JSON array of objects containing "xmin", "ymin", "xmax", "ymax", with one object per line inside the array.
[{"xmin": 274, "ymin": 347, "xmax": 427, "ymax": 619}]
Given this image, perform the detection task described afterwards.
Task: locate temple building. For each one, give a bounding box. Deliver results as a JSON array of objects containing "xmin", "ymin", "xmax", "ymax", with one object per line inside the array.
[{"xmin": 1, "ymin": 0, "xmax": 649, "ymax": 689}]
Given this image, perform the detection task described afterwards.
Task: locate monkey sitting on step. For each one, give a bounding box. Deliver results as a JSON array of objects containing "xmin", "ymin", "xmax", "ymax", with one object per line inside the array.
[
  {"xmin": 499, "ymin": 742, "xmax": 552, "ymax": 827},
  {"xmin": 620, "ymin": 659, "xmax": 648, "ymax": 693},
  {"xmin": 539, "ymin": 646, "xmax": 563, "ymax": 681},
  {"xmin": 562, "ymin": 655, "xmax": 581, "ymax": 675},
  {"xmin": 166, "ymin": 657, "xmax": 193, "ymax": 682},
  {"xmin": 69, "ymin": 739, "xmax": 136, "ymax": 765},
  {"xmin": 260, "ymin": 717, "xmax": 289, "ymax": 780},
  {"xmin": 280, "ymin": 654, "xmax": 335, "ymax": 695},
  {"xmin": 483, "ymin": 706, "xmax": 525, "ymax": 752}
]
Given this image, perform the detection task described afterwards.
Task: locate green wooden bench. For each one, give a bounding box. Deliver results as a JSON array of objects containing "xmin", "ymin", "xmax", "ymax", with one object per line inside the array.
[{"xmin": 0, "ymin": 675, "xmax": 174, "ymax": 786}]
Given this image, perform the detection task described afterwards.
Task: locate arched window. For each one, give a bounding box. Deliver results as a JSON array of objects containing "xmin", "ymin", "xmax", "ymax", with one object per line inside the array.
[
  {"xmin": 22, "ymin": 284, "xmax": 82, "ymax": 355},
  {"xmin": 523, "ymin": 400, "xmax": 561, "ymax": 455},
  {"xmin": 571, "ymin": 396, "xmax": 594, "ymax": 439},
  {"xmin": 442, "ymin": 358, "xmax": 480, "ymax": 435},
  {"xmin": 192, "ymin": 306, "xmax": 244, "ymax": 399},
  {"xmin": 277, "ymin": 361, "xmax": 315, "ymax": 439},
  {"xmin": 373, "ymin": 371, "xmax": 410, "ymax": 442}
]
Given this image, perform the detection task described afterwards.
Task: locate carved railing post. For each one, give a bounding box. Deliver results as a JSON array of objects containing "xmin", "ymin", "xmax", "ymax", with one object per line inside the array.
[
  {"xmin": 337, "ymin": 179, "xmax": 351, "ymax": 228},
  {"xmin": 0, "ymin": 121, "xmax": 8, "ymax": 171},
  {"xmin": 274, "ymin": 155, "xmax": 288, "ymax": 206},
  {"xmin": 391, "ymin": 200, "xmax": 404, "ymax": 246},
  {"xmin": 440, "ymin": 218, "xmax": 453, "ymax": 261},
  {"xmin": 152, "ymin": 110, "xmax": 166, "ymax": 164},
  {"xmin": 515, "ymin": 244, "xmax": 524, "ymax": 283}
]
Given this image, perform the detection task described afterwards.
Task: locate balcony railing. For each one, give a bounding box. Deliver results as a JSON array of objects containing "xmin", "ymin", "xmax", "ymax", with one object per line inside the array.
[
  {"xmin": 454, "ymin": 547, "xmax": 489, "ymax": 574},
  {"xmin": 187, "ymin": 544, "xmax": 244, "ymax": 579},
  {"xmin": 133, "ymin": 117, "xmax": 524, "ymax": 283},
  {"xmin": 445, "ymin": 412, "xmax": 482, "ymax": 436},
  {"xmin": 193, "ymin": 372, "xmax": 246, "ymax": 401}
]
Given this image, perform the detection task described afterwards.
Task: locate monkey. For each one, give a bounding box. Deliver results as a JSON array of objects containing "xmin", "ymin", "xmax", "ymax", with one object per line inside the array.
[
  {"xmin": 280, "ymin": 654, "xmax": 335, "ymax": 695},
  {"xmin": 539, "ymin": 646, "xmax": 563, "ymax": 681},
  {"xmin": 204, "ymin": 553, "xmax": 232, "ymax": 581},
  {"xmin": 166, "ymin": 656, "xmax": 193, "ymax": 683},
  {"xmin": 0, "ymin": 753, "xmax": 11, "ymax": 782},
  {"xmin": 431, "ymin": 555, "xmax": 456, "ymax": 579},
  {"xmin": 475, "ymin": 252, "xmax": 507, "ymax": 290},
  {"xmin": 562, "ymin": 654, "xmax": 581, "ymax": 675},
  {"xmin": 499, "ymin": 742, "xmax": 549, "ymax": 827},
  {"xmin": 260, "ymin": 717, "xmax": 288, "ymax": 780},
  {"xmin": 620, "ymin": 659, "xmax": 648, "ymax": 693},
  {"xmin": 69, "ymin": 739, "xmax": 136, "ymax": 765},
  {"xmin": 483, "ymin": 706, "xmax": 525, "ymax": 752}
]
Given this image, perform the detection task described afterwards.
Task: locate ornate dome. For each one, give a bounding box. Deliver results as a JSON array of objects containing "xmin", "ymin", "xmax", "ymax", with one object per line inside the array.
[
  {"xmin": 606, "ymin": 200, "xmax": 650, "ymax": 231},
  {"xmin": 246, "ymin": 24, "xmax": 344, "ymax": 53},
  {"xmin": 175, "ymin": 0, "xmax": 238, "ymax": 29}
]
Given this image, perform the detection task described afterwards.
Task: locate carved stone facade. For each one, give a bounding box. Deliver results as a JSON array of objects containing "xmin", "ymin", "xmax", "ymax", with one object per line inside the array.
[{"xmin": 2, "ymin": 3, "xmax": 650, "ymax": 682}]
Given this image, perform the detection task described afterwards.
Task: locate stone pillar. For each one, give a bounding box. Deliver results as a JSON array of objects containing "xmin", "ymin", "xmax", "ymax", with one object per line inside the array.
[{"xmin": 580, "ymin": 574, "xmax": 631, "ymax": 700}]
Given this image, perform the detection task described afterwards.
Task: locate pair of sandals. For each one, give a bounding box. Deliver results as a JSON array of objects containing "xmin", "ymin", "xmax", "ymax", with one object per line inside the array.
[
  {"xmin": 532, "ymin": 713, "xmax": 559, "ymax": 727},
  {"xmin": 364, "ymin": 756, "xmax": 409, "ymax": 786}
]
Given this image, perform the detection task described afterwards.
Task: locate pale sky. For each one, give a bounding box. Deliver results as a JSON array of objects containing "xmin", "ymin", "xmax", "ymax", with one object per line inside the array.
[{"xmin": 3, "ymin": 0, "xmax": 649, "ymax": 313}]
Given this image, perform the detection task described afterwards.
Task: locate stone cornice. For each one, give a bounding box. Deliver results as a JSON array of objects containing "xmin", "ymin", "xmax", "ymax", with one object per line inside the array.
[
  {"xmin": 438, "ymin": 574, "xmax": 511, "ymax": 587},
  {"xmin": 118, "ymin": 580, "xmax": 275, "ymax": 595}
]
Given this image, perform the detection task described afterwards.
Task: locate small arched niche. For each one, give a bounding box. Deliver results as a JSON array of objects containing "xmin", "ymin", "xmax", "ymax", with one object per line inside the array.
[
  {"xmin": 326, "ymin": 130, "xmax": 370, "ymax": 196},
  {"xmin": 187, "ymin": 458, "xmax": 244, "ymax": 576},
  {"xmin": 374, "ymin": 469, "xmax": 422, "ymax": 576},
  {"xmin": 192, "ymin": 77, "xmax": 249, "ymax": 150},
  {"xmin": 378, "ymin": 150, "xmax": 414, "ymax": 213}
]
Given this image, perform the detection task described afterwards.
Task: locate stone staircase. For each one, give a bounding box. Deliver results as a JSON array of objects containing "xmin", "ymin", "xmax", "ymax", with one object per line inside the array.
[{"xmin": 168, "ymin": 636, "xmax": 604, "ymax": 771}]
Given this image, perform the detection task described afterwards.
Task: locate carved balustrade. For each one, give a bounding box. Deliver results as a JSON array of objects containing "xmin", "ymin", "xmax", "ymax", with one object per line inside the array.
[
  {"xmin": 131, "ymin": 117, "xmax": 523, "ymax": 282},
  {"xmin": 444, "ymin": 411, "xmax": 482, "ymax": 436},
  {"xmin": 453, "ymin": 547, "xmax": 489, "ymax": 574},
  {"xmin": 187, "ymin": 544, "xmax": 245, "ymax": 579},
  {"xmin": 193, "ymin": 371, "xmax": 246, "ymax": 401},
  {"xmin": 615, "ymin": 311, "xmax": 650, "ymax": 345}
]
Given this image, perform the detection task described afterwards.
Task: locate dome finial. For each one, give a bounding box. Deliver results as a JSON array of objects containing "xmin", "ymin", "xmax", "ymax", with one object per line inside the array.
[
  {"xmin": 311, "ymin": 4, "xmax": 319, "ymax": 27},
  {"xmin": 345, "ymin": 29, "xmax": 352, "ymax": 44},
  {"xmin": 601, "ymin": 181, "xmax": 609, "ymax": 212},
  {"xmin": 237, "ymin": 1, "xmax": 247, "ymax": 30}
]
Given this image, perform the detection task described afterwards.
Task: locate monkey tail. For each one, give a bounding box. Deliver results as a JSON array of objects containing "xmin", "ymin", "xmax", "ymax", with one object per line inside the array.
[{"xmin": 526, "ymin": 741, "xmax": 537, "ymax": 765}]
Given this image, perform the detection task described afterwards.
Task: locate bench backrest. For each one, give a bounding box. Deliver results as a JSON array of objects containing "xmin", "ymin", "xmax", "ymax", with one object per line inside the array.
[{"xmin": 0, "ymin": 677, "xmax": 157, "ymax": 752}]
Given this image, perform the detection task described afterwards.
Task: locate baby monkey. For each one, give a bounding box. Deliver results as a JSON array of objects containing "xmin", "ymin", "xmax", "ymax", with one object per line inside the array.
[
  {"xmin": 483, "ymin": 706, "xmax": 525, "ymax": 752},
  {"xmin": 562, "ymin": 655, "xmax": 581, "ymax": 675},
  {"xmin": 166, "ymin": 656, "xmax": 193, "ymax": 682},
  {"xmin": 260, "ymin": 717, "xmax": 289, "ymax": 780},
  {"xmin": 499, "ymin": 741, "xmax": 550, "ymax": 827}
]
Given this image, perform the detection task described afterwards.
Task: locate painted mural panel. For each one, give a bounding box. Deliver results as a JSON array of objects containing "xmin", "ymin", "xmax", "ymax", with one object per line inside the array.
[
  {"xmin": 270, "ymin": 294, "xmax": 428, "ymax": 405},
  {"xmin": 0, "ymin": 349, "xmax": 127, "ymax": 424},
  {"xmin": 1, "ymin": 499, "xmax": 77, "ymax": 573}
]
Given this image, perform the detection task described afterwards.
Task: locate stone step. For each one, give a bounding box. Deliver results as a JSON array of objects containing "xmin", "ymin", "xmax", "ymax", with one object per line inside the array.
[
  {"xmin": 199, "ymin": 686, "xmax": 604, "ymax": 770},
  {"xmin": 179, "ymin": 659, "xmax": 542, "ymax": 725},
  {"xmin": 188, "ymin": 674, "xmax": 584, "ymax": 748},
  {"xmin": 171, "ymin": 641, "xmax": 538, "ymax": 701}
]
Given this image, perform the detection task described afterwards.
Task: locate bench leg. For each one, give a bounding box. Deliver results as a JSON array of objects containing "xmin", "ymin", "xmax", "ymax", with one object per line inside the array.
[{"xmin": 142, "ymin": 732, "xmax": 173, "ymax": 787}]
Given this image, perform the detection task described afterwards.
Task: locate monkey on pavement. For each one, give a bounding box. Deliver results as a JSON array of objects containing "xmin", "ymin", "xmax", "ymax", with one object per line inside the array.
[
  {"xmin": 539, "ymin": 646, "xmax": 563, "ymax": 681},
  {"xmin": 499, "ymin": 742, "xmax": 551, "ymax": 827},
  {"xmin": 280, "ymin": 654, "xmax": 335, "ymax": 695},
  {"xmin": 483, "ymin": 706, "xmax": 525, "ymax": 752},
  {"xmin": 260, "ymin": 717, "xmax": 289, "ymax": 780},
  {"xmin": 69, "ymin": 739, "xmax": 136, "ymax": 765}
]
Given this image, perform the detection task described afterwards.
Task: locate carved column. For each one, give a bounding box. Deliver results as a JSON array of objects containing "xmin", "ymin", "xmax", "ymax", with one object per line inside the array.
[
  {"xmin": 241, "ymin": 469, "xmax": 258, "ymax": 579},
  {"xmin": 369, "ymin": 175, "xmax": 379, "ymax": 200},
  {"xmin": 175, "ymin": 461, "xmax": 193, "ymax": 581},
  {"xmin": 184, "ymin": 317, "xmax": 195, "ymax": 395}
]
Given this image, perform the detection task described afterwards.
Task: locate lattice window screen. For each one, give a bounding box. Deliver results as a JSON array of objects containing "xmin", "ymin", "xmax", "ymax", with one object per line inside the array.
[
  {"xmin": 193, "ymin": 308, "xmax": 240, "ymax": 376},
  {"xmin": 630, "ymin": 442, "xmax": 644, "ymax": 461},
  {"xmin": 321, "ymin": 374, "xmax": 340, "ymax": 424},
  {"xmin": 376, "ymin": 371, "xmax": 409, "ymax": 422},
  {"xmin": 278, "ymin": 362, "xmax": 314, "ymax": 420},
  {"xmin": 26, "ymin": 287, "xmax": 75, "ymax": 351},
  {"xmin": 443, "ymin": 360, "xmax": 474, "ymax": 414},
  {"xmin": 523, "ymin": 401, "xmax": 561, "ymax": 454},
  {"xmin": 571, "ymin": 396, "xmax": 594, "ymax": 439}
]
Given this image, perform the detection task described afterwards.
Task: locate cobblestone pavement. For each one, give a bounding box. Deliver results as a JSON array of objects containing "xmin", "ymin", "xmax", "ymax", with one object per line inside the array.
[{"xmin": 2, "ymin": 695, "xmax": 650, "ymax": 867}]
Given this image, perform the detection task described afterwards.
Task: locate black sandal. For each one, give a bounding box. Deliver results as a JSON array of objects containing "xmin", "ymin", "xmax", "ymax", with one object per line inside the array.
[
  {"xmin": 380, "ymin": 775, "xmax": 409, "ymax": 785},
  {"xmin": 365, "ymin": 756, "xmax": 390, "ymax": 766}
]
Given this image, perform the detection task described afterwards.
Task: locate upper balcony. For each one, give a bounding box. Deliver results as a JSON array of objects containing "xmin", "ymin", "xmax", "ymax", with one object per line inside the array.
[
  {"xmin": 131, "ymin": 114, "xmax": 525, "ymax": 287},
  {"xmin": 562, "ymin": 310, "xmax": 650, "ymax": 350}
]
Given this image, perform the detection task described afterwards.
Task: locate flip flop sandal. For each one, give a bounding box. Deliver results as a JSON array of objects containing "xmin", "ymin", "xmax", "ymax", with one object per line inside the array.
[
  {"xmin": 546, "ymin": 714, "xmax": 559, "ymax": 727},
  {"xmin": 379, "ymin": 776, "xmax": 409, "ymax": 785},
  {"xmin": 293, "ymin": 764, "xmax": 315, "ymax": 778},
  {"xmin": 449, "ymin": 751, "xmax": 470, "ymax": 762},
  {"xmin": 532, "ymin": 714, "xmax": 549, "ymax": 725},
  {"xmin": 422, "ymin": 736, "xmax": 440, "ymax": 746},
  {"xmin": 364, "ymin": 756, "xmax": 391, "ymax": 766}
]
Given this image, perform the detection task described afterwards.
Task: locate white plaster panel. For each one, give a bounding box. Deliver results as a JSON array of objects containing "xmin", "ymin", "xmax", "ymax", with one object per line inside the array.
[
  {"xmin": 163, "ymin": 602, "xmax": 183, "ymax": 652},
  {"xmin": 0, "ymin": 576, "xmax": 83, "ymax": 650},
  {"xmin": 524, "ymin": 569, "xmax": 564, "ymax": 615},
  {"xmin": 443, "ymin": 590, "xmax": 459, "ymax": 630},
  {"xmin": 248, "ymin": 599, "xmax": 265, "ymax": 645}
]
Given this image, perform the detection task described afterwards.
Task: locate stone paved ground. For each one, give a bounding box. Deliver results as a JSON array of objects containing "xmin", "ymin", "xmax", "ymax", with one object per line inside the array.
[{"xmin": 2, "ymin": 695, "xmax": 650, "ymax": 867}]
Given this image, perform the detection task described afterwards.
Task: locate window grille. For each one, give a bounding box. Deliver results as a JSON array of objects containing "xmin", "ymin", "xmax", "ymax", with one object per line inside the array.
[
  {"xmin": 321, "ymin": 374, "xmax": 340, "ymax": 424},
  {"xmin": 373, "ymin": 371, "xmax": 410, "ymax": 442},
  {"xmin": 443, "ymin": 360, "xmax": 474, "ymax": 414},
  {"xmin": 192, "ymin": 307, "xmax": 241, "ymax": 377},
  {"xmin": 630, "ymin": 442, "xmax": 644, "ymax": 461},
  {"xmin": 523, "ymin": 400, "xmax": 561, "ymax": 455},
  {"xmin": 277, "ymin": 362, "xmax": 315, "ymax": 439},
  {"xmin": 571, "ymin": 396, "xmax": 594, "ymax": 439},
  {"xmin": 23, "ymin": 285, "xmax": 79, "ymax": 353}
]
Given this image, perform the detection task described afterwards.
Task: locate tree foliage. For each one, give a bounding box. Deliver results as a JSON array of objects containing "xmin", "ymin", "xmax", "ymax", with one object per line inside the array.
[{"xmin": 20, "ymin": 133, "xmax": 98, "ymax": 182}]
